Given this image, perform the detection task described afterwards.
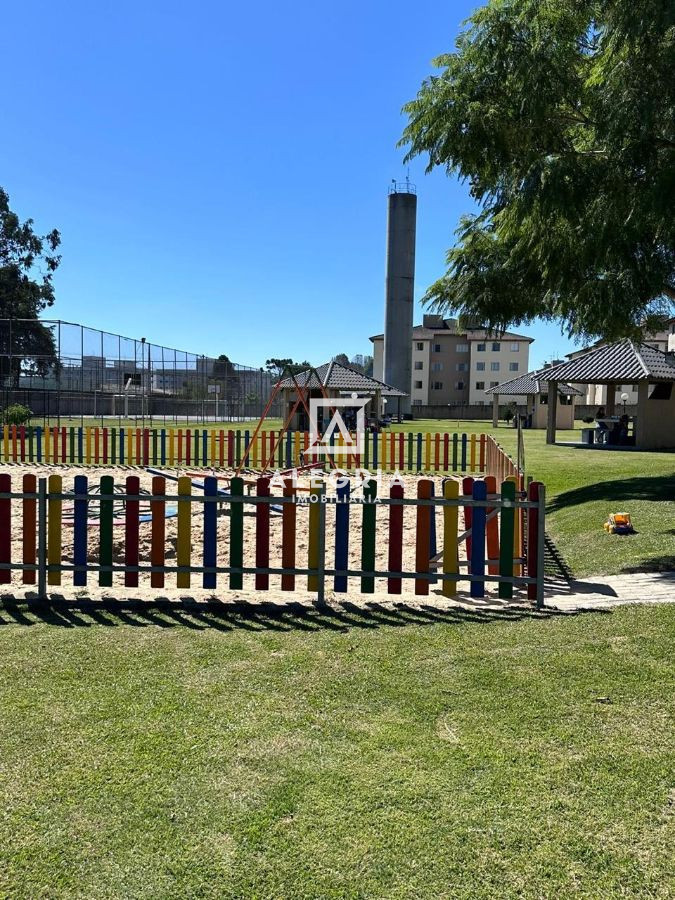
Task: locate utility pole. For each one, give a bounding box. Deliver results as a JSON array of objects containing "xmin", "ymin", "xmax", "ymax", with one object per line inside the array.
[{"xmin": 140, "ymin": 337, "xmax": 146, "ymax": 429}]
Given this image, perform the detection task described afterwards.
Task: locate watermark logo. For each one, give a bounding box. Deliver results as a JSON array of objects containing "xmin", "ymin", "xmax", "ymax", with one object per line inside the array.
[{"xmin": 308, "ymin": 393, "xmax": 370, "ymax": 457}]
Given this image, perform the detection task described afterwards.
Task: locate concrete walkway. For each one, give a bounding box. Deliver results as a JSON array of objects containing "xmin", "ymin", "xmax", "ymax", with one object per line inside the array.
[{"xmin": 544, "ymin": 572, "xmax": 675, "ymax": 611}]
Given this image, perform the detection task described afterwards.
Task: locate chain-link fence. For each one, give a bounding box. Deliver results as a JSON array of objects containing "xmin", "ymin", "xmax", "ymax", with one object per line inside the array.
[{"xmin": 0, "ymin": 319, "xmax": 280, "ymax": 425}]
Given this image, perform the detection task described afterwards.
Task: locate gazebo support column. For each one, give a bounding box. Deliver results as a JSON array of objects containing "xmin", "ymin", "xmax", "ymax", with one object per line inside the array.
[
  {"xmin": 606, "ymin": 385, "xmax": 616, "ymax": 417},
  {"xmin": 492, "ymin": 393, "xmax": 499, "ymax": 428},
  {"xmin": 546, "ymin": 381, "xmax": 558, "ymax": 444},
  {"xmin": 635, "ymin": 382, "xmax": 649, "ymax": 447}
]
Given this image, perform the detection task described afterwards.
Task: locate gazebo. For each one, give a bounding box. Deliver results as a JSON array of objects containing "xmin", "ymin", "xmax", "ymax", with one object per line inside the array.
[
  {"xmin": 540, "ymin": 339, "xmax": 675, "ymax": 449},
  {"xmin": 485, "ymin": 370, "xmax": 583, "ymax": 429},
  {"xmin": 276, "ymin": 361, "xmax": 407, "ymax": 431}
]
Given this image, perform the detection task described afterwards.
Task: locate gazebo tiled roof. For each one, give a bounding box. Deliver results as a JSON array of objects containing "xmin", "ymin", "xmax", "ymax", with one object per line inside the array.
[
  {"xmin": 541, "ymin": 339, "xmax": 675, "ymax": 384},
  {"xmin": 276, "ymin": 362, "xmax": 407, "ymax": 397},
  {"xmin": 485, "ymin": 369, "xmax": 584, "ymax": 397}
]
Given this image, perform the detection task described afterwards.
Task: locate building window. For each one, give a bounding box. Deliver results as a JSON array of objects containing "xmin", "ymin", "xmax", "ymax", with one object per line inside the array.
[
  {"xmin": 475, "ymin": 381, "xmax": 485, "ymax": 390},
  {"xmin": 455, "ymin": 381, "xmax": 465, "ymax": 390},
  {"xmin": 433, "ymin": 381, "xmax": 443, "ymax": 390},
  {"xmin": 415, "ymin": 342, "xmax": 424, "ymax": 351},
  {"xmin": 414, "ymin": 361, "xmax": 423, "ymax": 370},
  {"xmin": 456, "ymin": 343, "xmax": 469, "ymax": 353},
  {"xmin": 476, "ymin": 361, "xmax": 485, "ymax": 371},
  {"xmin": 492, "ymin": 342, "xmax": 501, "ymax": 351},
  {"xmin": 476, "ymin": 343, "xmax": 486, "ymax": 352},
  {"xmin": 509, "ymin": 362, "xmax": 519, "ymax": 372},
  {"xmin": 491, "ymin": 362, "xmax": 500, "ymax": 371},
  {"xmin": 412, "ymin": 399, "xmax": 423, "ymax": 406},
  {"xmin": 414, "ymin": 380, "xmax": 423, "ymax": 389},
  {"xmin": 455, "ymin": 362, "xmax": 467, "ymax": 372},
  {"xmin": 490, "ymin": 381, "xmax": 499, "ymax": 388},
  {"xmin": 510, "ymin": 342, "xmax": 519, "ymax": 351},
  {"xmin": 432, "ymin": 362, "xmax": 443, "ymax": 372},
  {"xmin": 433, "ymin": 343, "xmax": 441, "ymax": 352}
]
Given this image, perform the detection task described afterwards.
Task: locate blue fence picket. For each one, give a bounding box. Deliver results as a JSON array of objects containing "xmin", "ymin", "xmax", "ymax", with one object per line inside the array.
[
  {"xmin": 470, "ymin": 480, "xmax": 487, "ymax": 598},
  {"xmin": 334, "ymin": 479, "xmax": 350, "ymax": 592},
  {"xmin": 73, "ymin": 474, "xmax": 88, "ymax": 586}
]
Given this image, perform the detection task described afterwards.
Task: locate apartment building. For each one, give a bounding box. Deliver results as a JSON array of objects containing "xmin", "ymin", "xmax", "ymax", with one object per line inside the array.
[
  {"xmin": 371, "ymin": 315, "xmax": 532, "ymax": 407},
  {"xmin": 567, "ymin": 319, "xmax": 675, "ymax": 406}
]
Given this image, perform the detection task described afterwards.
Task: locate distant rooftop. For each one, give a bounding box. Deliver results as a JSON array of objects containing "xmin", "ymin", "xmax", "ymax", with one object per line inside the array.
[
  {"xmin": 276, "ymin": 362, "xmax": 407, "ymax": 397},
  {"xmin": 370, "ymin": 316, "xmax": 533, "ymax": 343},
  {"xmin": 485, "ymin": 369, "xmax": 584, "ymax": 397}
]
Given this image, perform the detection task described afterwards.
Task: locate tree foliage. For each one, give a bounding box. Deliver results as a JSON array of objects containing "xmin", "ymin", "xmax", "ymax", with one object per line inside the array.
[
  {"xmin": 1, "ymin": 403, "xmax": 33, "ymax": 426},
  {"xmin": 0, "ymin": 188, "xmax": 61, "ymax": 384},
  {"xmin": 265, "ymin": 358, "xmax": 311, "ymax": 378},
  {"xmin": 332, "ymin": 353, "xmax": 374, "ymax": 376},
  {"xmin": 401, "ymin": 0, "xmax": 674, "ymax": 340},
  {"xmin": 212, "ymin": 354, "xmax": 240, "ymax": 404}
]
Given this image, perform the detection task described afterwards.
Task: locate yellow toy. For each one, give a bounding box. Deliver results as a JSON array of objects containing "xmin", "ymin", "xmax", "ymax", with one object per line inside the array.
[{"xmin": 603, "ymin": 513, "xmax": 635, "ymax": 535}]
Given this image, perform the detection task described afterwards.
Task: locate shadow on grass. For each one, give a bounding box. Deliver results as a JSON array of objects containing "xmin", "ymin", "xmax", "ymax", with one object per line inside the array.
[
  {"xmin": 621, "ymin": 556, "xmax": 675, "ymax": 575},
  {"xmin": 548, "ymin": 474, "xmax": 675, "ymax": 513},
  {"xmin": 0, "ymin": 594, "xmax": 605, "ymax": 633},
  {"xmin": 544, "ymin": 532, "xmax": 575, "ymax": 581}
]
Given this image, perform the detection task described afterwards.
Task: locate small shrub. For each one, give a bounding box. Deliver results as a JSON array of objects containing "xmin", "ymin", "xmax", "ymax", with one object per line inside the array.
[
  {"xmin": 2, "ymin": 404, "xmax": 33, "ymax": 426},
  {"xmin": 583, "ymin": 416, "xmax": 594, "ymax": 424}
]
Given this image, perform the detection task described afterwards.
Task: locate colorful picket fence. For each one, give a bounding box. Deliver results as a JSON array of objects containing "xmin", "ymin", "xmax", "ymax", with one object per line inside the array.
[
  {"xmin": 0, "ymin": 425, "xmax": 515, "ymax": 475},
  {"xmin": 0, "ymin": 473, "xmax": 546, "ymax": 606}
]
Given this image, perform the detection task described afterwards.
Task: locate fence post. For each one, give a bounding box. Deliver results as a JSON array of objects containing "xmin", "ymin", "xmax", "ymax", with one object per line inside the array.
[
  {"xmin": 37, "ymin": 477, "xmax": 47, "ymax": 599},
  {"xmin": 536, "ymin": 484, "xmax": 546, "ymax": 609}
]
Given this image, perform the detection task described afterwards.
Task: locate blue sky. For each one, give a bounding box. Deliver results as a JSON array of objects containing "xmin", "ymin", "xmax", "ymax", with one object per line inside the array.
[{"xmin": 2, "ymin": 0, "xmax": 578, "ymax": 370}]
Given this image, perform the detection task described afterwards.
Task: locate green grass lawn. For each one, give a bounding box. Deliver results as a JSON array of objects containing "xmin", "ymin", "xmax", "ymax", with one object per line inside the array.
[
  {"xmin": 0, "ymin": 601, "xmax": 673, "ymax": 899},
  {"xmin": 389, "ymin": 420, "xmax": 675, "ymax": 579}
]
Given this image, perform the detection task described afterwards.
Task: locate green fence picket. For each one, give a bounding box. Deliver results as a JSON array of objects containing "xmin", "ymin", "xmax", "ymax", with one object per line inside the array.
[
  {"xmin": 99, "ymin": 475, "xmax": 114, "ymax": 587},
  {"xmin": 498, "ymin": 479, "xmax": 516, "ymax": 599},
  {"xmin": 361, "ymin": 479, "xmax": 377, "ymax": 593}
]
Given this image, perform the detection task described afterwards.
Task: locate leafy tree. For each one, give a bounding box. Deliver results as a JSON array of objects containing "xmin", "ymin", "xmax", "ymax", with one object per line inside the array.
[
  {"xmin": 212, "ymin": 354, "xmax": 240, "ymax": 405},
  {"xmin": 265, "ymin": 358, "xmax": 311, "ymax": 378},
  {"xmin": 0, "ymin": 188, "xmax": 61, "ymax": 385},
  {"xmin": 354, "ymin": 353, "xmax": 374, "ymax": 377},
  {"xmin": 332, "ymin": 353, "xmax": 350, "ymax": 366},
  {"xmin": 2, "ymin": 403, "xmax": 33, "ymax": 426},
  {"xmin": 401, "ymin": 0, "xmax": 674, "ymax": 341}
]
